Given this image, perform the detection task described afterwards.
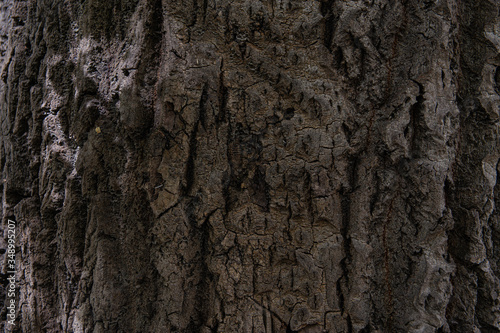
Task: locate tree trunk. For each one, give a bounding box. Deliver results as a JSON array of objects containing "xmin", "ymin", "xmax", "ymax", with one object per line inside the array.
[{"xmin": 1, "ymin": 0, "xmax": 500, "ymax": 332}]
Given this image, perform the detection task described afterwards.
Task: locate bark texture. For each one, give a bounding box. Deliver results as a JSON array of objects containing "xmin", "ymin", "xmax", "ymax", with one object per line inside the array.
[{"xmin": 1, "ymin": 0, "xmax": 500, "ymax": 332}]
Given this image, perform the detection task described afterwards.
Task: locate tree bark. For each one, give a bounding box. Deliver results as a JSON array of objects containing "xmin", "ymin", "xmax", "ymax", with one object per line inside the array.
[{"xmin": 1, "ymin": 0, "xmax": 500, "ymax": 332}]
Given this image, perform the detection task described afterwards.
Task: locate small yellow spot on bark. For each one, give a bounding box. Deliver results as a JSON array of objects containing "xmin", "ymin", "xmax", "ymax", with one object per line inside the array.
[{"xmin": 95, "ymin": 127, "xmax": 101, "ymax": 134}]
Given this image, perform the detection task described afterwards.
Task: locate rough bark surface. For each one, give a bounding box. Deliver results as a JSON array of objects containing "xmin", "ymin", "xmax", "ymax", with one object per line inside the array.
[{"xmin": 0, "ymin": 0, "xmax": 500, "ymax": 332}]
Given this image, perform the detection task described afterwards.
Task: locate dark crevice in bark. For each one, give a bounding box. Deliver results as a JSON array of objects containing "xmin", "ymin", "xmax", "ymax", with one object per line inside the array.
[
  {"xmin": 335, "ymin": 276, "xmax": 345, "ymax": 313},
  {"xmin": 183, "ymin": 146, "xmax": 196, "ymax": 195},
  {"xmin": 332, "ymin": 46, "xmax": 344, "ymax": 71},
  {"xmin": 347, "ymin": 155, "xmax": 359, "ymax": 193},
  {"xmin": 251, "ymin": 166, "xmax": 270, "ymax": 211},
  {"xmin": 494, "ymin": 66, "xmax": 500, "ymax": 96},
  {"xmin": 202, "ymin": 0, "xmax": 209, "ymax": 25},
  {"xmin": 183, "ymin": 85, "xmax": 207, "ymax": 196},
  {"xmin": 145, "ymin": 0, "xmax": 163, "ymax": 64},
  {"xmin": 188, "ymin": 0, "xmax": 200, "ymax": 28},
  {"xmin": 186, "ymin": 198, "xmax": 215, "ymax": 332},
  {"xmin": 369, "ymin": 172, "xmax": 380, "ymax": 215},
  {"xmin": 305, "ymin": 171, "xmax": 314, "ymax": 224},
  {"xmin": 5, "ymin": 189, "xmax": 28, "ymax": 207},
  {"xmin": 199, "ymin": 84, "xmax": 208, "ymax": 130},
  {"xmin": 341, "ymin": 122, "xmax": 353, "ymax": 145},
  {"xmin": 222, "ymin": 173, "xmax": 231, "ymax": 215},
  {"xmin": 320, "ymin": 0, "xmax": 336, "ymax": 51},
  {"xmin": 405, "ymin": 80, "xmax": 425, "ymax": 157},
  {"xmin": 347, "ymin": 314, "xmax": 354, "ymax": 333},
  {"xmin": 217, "ymin": 58, "xmax": 227, "ymax": 123},
  {"xmin": 339, "ymin": 184, "xmax": 350, "ymax": 313},
  {"xmin": 339, "ymin": 183, "xmax": 351, "ymax": 294}
]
